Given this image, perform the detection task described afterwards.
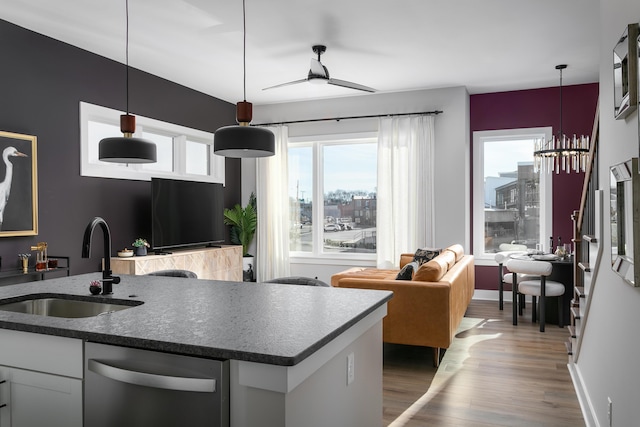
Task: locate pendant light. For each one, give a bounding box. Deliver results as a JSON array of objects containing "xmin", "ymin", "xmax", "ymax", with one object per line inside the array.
[
  {"xmin": 214, "ymin": 0, "xmax": 275, "ymax": 158},
  {"xmin": 533, "ymin": 64, "xmax": 589, "ymax": 174},
  {"xmin": 99, "ymin": 0, "xmax": 157, "ymax": 163}
]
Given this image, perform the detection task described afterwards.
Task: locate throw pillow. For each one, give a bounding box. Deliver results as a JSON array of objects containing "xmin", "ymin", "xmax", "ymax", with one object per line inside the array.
[
  {"xmin": 413, "ymin": 247, "xmax": 442, "ymax": 265},
  {"xmin": 395, "ymin": 261, "xmax": 419, "ymax": 280}
]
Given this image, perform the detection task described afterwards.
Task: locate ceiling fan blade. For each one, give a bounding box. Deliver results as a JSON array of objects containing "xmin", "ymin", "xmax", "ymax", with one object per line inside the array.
[
  {"xmin": 328, "ymin": 78, "xmax": 376, "ymax": 93},
  {"xmin": 310, "ymin": 58, "xmax": 327, "ymax": 77},
  {"xmin": 262, "ymin": 79, "xmax": 308, "ymax": 91}
]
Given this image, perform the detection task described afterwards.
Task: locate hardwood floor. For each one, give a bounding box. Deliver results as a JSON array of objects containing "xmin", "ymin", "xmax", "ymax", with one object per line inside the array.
[{"xmin": 383, "ymin": 299, "xmax": 585, "ymax": 426}]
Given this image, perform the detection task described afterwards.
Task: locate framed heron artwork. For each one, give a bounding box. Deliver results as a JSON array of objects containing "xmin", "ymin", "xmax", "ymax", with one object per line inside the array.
[{"xmin": 0, "ymin": 131, "xmax": 38, "ymax": 237}]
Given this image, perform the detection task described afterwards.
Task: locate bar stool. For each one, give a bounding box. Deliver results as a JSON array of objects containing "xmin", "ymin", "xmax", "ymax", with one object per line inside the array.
[{"xmin": 505, "ymin": 259, "xmax": 565, "ymax": 332}]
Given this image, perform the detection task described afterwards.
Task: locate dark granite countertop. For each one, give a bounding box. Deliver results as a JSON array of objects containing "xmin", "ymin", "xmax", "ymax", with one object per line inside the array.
[{"xmin": 0, "ymin": 273, "xmax": 392, "ymax": 366}]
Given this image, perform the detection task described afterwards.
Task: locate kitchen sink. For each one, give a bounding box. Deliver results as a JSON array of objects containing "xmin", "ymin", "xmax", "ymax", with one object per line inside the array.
[{"xmin": 0, "ymin": 294, "xmax": 143, "ymax": 318}]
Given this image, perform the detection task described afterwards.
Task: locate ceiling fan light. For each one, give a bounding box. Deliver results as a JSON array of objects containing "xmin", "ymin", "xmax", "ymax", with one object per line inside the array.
[{"xmin": 308, "ymin": 76, "xmax": 328, "ymax": 85}]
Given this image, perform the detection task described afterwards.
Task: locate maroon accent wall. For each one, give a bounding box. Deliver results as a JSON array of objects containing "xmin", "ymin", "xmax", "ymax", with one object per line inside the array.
[
  {"xmin": 0, "ymin": 19, "xmax": 240, "ymax": 275},
  {"xmin": 470, "ymin": 83, "xmax": 599, "ymax": 290}
]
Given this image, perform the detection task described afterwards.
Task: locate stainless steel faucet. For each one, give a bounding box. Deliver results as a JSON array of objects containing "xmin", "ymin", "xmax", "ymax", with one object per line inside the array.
[{"xmin": 82, "ymin": 217, "xmax": 120, "ymax": 294}]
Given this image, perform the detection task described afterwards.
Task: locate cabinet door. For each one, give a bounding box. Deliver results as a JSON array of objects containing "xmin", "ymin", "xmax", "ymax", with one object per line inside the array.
[{"xmin": 0, "ymin": 366, "xmax": 82, "ymax": 427}]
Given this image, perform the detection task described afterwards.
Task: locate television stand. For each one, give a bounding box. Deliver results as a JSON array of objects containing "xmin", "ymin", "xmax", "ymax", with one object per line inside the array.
[
  {"xmin": 153, "ymin": 250, "xmax": 173, "ymax": 255},
  {"xmin": 110, "ymin": 246, "xmax": 242, "ymax": 281}
]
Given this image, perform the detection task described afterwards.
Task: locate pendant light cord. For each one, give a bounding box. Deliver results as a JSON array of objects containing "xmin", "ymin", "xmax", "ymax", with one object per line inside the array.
[
  {"xmin": 125, "ymin": 0, "xmax": 130, "ymax": 115},
  {"xmin": 242, "ymin": 0, "xmax": 247, "ymax": 102},
  {"xmin": 559, "ymin": 67, "xmax": 563, "ymax": 137}
]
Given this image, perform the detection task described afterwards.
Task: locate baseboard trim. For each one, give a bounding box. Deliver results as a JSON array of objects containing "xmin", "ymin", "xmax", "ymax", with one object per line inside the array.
[
  {"xmin": 568, "ymin": 363, "xmax": 598, "ymax": 427},
  {"xmin": 472, "ymin": 289, "xmax": 512, "ymax": 302}
]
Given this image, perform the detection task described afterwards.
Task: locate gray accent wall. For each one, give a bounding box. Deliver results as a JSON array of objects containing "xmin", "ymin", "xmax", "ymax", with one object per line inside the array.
[{"xmin": 0, "ymin": 19, "xmax": 239, "ymax": 275}]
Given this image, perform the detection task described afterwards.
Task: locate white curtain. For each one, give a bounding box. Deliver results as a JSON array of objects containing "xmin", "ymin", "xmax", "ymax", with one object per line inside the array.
[
  {"xmin": 376, "ymin": 115, "xmax": 435, "ymax": 268},
  {"xmin": 255, "ymin": 125, "xmax": 290, "ymax": 281}
]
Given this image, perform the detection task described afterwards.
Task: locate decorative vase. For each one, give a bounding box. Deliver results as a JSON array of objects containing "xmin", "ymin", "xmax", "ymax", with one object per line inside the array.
[
  {"xmin": 135, "ymin": 246, "xmax": 147, "ymax": 257},
  {"xmin": 242, "ymin": 256, "xmax": 255, "ymax": 282}
]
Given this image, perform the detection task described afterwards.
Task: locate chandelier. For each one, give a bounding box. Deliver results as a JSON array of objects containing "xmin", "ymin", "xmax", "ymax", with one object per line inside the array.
[{"xmin": 533, "ymin": 64, "xmax": 589, "ymax": 174}]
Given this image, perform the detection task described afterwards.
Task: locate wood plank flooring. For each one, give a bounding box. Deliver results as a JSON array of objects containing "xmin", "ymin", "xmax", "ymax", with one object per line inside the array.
[{"xmin": 383, "ymin": 299, "xmax": 585, "ymax": 426}]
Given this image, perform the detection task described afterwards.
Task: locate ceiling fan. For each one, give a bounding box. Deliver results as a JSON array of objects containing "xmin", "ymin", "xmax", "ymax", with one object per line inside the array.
[{"xmin": 263, "ymin": 45, "xmax": 376, "ymax": 93}]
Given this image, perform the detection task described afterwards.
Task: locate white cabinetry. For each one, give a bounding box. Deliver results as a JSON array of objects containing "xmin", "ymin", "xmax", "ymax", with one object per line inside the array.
[{"xmin": 0, "ymin": 329, "xmax": 83, "ymax": 427}]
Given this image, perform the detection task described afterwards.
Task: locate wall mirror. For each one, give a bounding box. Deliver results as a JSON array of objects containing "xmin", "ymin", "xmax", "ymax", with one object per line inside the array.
[
  {"xmin": 613, "ymin": 23, "xmax": 639, "ymax": 119},
  {"xmin": 610, "ymin": 158, "xmax": 640, "ymax": 286}
]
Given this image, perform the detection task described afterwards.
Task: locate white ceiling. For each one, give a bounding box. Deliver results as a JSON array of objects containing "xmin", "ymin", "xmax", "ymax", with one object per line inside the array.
[{"xmin": 0, "ymin": 0, "xmax": 600, "ymax": 105}]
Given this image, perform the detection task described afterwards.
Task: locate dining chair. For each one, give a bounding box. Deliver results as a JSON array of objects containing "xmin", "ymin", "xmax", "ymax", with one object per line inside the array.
[
  {"xmin": 498, "ymin": 243, "xmax": 528, "ymax": 251},
  {"xmin": 495, "ymin": 251, "xmax": 529, "ymax": 310},
  {"xmin": 505, "ymin": 259, "xmax": 565, "ymax": 332}
]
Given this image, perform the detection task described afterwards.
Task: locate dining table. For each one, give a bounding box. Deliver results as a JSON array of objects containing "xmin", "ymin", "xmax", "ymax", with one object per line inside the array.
[{"xmin": 509, "ymin": 252, "xmax": 574, "ymax": 326}]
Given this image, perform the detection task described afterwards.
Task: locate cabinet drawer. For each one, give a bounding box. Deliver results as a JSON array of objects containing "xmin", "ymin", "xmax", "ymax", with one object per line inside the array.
[
  {"xmin": 0, "ymin": 365, "xmax": 83, "ymax": 427},
  {"xmin": 0, "ymin": 329, "xmax": 83, "ymax": 378}
]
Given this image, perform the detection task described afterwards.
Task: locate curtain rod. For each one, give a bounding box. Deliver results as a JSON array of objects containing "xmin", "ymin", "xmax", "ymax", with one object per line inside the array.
[{"xmin": 253, "ymin": 110, "xmax": 443, "ymax": 127}]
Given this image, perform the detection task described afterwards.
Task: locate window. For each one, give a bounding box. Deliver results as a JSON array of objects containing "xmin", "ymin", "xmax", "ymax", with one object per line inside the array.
[
  {"xmin": 80, "ymin": 102, "xmax": 224, "ymax": 183},
  {"xmin": 289, "ymin": 134, "xmax": 377, "ymax": 260},
  {"xmin": 473, "ymin": 128, "xmax": 553, "ymax": 265}
]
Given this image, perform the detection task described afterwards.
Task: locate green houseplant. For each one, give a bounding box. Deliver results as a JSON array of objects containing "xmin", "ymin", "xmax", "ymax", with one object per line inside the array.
[
  {"xmin": 224, "ymin": 192, "xmax": 257, "ymax": 257},
  {"xmin": 132, "ymin": 238, "xmax": 149, "ymax": 256},
  {"xmin": 224, "ymin": 193, "xmax": 257, "ymax": 281}
]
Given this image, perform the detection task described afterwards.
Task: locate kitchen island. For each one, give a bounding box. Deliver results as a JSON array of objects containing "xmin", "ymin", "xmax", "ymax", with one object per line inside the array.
[{"xmin": 0, "ymin": 273, "xmax": 392, "ymax": 427}]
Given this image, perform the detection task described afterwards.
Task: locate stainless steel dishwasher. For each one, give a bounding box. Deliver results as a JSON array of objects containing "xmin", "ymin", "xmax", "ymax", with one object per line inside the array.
[{"xmin": 84, "ymin": 342, "xmax": 229, "ymax": 427}]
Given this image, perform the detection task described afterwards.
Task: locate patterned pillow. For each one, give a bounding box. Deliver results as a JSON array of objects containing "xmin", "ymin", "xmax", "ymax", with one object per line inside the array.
[
  {"xmin": 413, "ymin": 248, "xmax": 442, "ymax": 265},
  {"xmin": 396, "ymin": 261, "xmax": 419, "ymax": 280}
]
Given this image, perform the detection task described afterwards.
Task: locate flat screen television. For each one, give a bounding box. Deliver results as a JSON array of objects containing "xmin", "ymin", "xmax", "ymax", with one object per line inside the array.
[{"xmin": 151, "ymin": 178, "xmax": 225, "ymax": 251}]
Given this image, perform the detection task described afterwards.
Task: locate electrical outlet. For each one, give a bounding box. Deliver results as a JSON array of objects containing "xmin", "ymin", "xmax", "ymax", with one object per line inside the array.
[
  {"xmin": 347, "ymin": 352, "xmax": 355, "ymax": 386},
  {"xmin": 607, "ymin": 397, "xmax": 612, "ymax": 427}
]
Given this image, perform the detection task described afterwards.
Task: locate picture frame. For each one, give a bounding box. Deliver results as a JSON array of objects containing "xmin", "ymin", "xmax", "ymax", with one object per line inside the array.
[
  {"xmin": 610, "ymin": 158, "xmax": 640, "ymax": 287},
  {"xmin": 0, "ymin": 130, "xmax": 38, "ymax": 237},
  {"xmin": 613, "ymin": 23, "xmax": 639, "ymax": 120}
]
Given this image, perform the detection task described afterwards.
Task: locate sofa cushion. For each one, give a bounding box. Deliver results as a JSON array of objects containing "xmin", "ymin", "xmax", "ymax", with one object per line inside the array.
[
  {"xmin": 413, "ymin": 247, "xmax": 442, "ymax": 265},
  {"xmin": 444, "ymin": 244, "xmax": 465, "ymax": 262},
  {"xmin": 395, "ymin": 261, "xmax": 419, "ymax": 280},
  {"xmin": 414, "ymin": 255, "xmax": 449, "ymax": 282},
  {"xmin": 439, "ymin": 250, "xmax": 457, "ymax": 269},
  {"xmin": 331, "ymin": 267, "xmax": 399, "ymax": 287}
]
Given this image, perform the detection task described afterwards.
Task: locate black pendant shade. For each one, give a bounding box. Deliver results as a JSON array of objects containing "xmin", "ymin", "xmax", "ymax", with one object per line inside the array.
[
  {"xmin": 99, "ymin": 114, "xmax": 157, "ymax": 163},
  {"xmin": 214, "ymin": 125, "xmax": 275, "ymax": 158},
  {"xmin": 99, "ymin": 136, "xmax": 157, "ymax": 163},
  {"xmin": 98, "ymin": 0, "xmax": 157, "ymax": 164},
  {"xmin": 213, "ymin": 0, "xmax": 275, "ymax": 158},
  {"xmin": 214, "ymin": 100, "xmax": 275, "ymax": 158}
]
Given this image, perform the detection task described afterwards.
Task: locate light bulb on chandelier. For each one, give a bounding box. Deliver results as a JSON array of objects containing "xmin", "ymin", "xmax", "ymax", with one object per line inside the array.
[{"xmin": 533, "ymin": 65, "xmax": 589, "ymax": 174}]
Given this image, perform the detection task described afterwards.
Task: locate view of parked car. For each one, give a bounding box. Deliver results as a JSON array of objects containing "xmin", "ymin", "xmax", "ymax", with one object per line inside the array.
[{"xmin": 324, "ymin": 224, "xmax": 340, "ymax": 232}]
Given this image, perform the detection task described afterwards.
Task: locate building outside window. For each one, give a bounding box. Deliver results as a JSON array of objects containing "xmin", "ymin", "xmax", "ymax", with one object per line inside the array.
[
  {"xmin": 289, "ymin": 135, "xmax": 377, "ymax": 259},
  {"xmin": 473, "ymin": 128, "xmax": 553, "ymax": 263}
]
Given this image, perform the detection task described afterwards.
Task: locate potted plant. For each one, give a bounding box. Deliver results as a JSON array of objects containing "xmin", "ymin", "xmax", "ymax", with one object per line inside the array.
[
  {"xmin": 132, "ymin": 238, "xmax": 150, "ymax": 256},
  {"xmin": 224, "ymin": 192, "xmax": 257, "ymax": 281}
]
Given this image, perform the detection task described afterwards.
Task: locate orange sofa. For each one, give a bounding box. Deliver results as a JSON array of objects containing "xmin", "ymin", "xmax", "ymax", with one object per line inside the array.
[{"xmin": 331, "ymin": 244, "xmax": 474, "ymax": 366}]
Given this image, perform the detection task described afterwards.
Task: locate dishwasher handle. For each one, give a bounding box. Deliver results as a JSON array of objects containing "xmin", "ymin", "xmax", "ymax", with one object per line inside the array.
[{"xmin": 88, "ymin": 359, "xmax": 216, "ymax": 393}]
